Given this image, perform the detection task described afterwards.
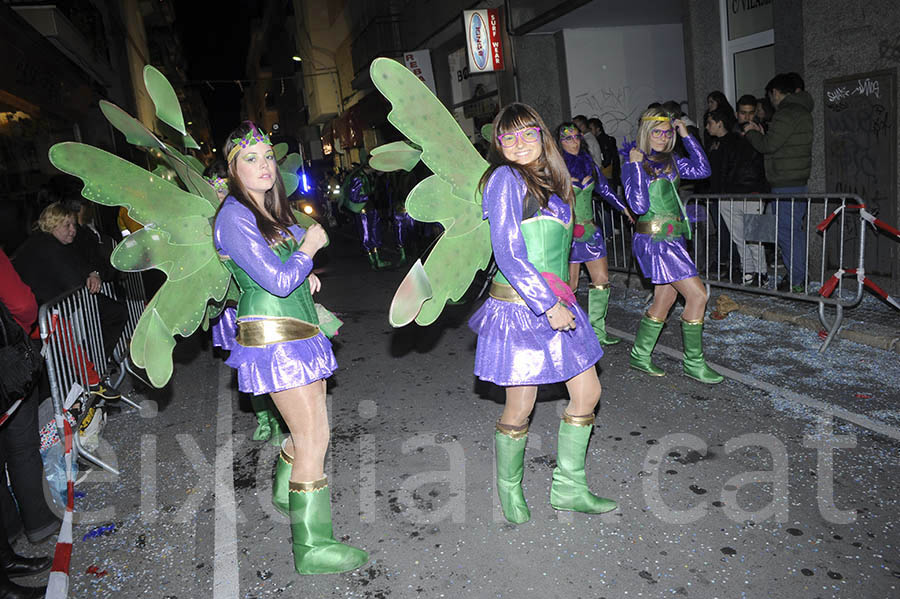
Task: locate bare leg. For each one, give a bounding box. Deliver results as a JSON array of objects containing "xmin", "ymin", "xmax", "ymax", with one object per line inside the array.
[
  {"xmin": 270, "ymin": 379, "xmax": 328, "ymax": 482},
  {"xmin": 584, "ymin": 257, "xmax": 609, "ymax": 287},
  {"xmin": 563, "ymin": 366, "xmax": 601, "ymax": 416},
  {"xmin": 568, "ymin": 262, "xmax": 581, "ymax": 291},
  {"xmin": 670, "ymin": 276, "xmax": 708, "ymax": 321},
  {"xmin": 648, "ymin": 283, "xmax": 677, "ymax": 321},
  {"xmin": 500, "ymin": 385, "xmax": 538, "ymax": 427}
]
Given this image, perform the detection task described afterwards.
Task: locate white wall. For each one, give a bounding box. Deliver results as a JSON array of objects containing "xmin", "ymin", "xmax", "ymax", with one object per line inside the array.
[{"xmin": 564, "ymin": 25, "xmax": 688, "ymax": 142}]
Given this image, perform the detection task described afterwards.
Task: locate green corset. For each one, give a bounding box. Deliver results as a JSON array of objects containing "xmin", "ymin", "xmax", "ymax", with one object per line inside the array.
[
  {"xmin": 222, "ymin": 236, "xmax": 319, "ymax": 346},
  {"xmin": 572, "ymin": 182, "xmax": 595, "ymax": 224},
  {"xmin": 493, "ymin": 213, "xmax": 573, "ymax": 285},
  {"xmin": 637, "ymin": 177, "xmax": 691, "ymax": 240}
]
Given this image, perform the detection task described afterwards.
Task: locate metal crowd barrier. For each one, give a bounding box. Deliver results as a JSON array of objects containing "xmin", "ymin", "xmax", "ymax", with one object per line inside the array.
[
  {"xmin": 595, "ymin": 193, "xmax": 870, "ymax": 352},
  {"xmin": 38, "ymin": 272, "xmax": 147, "ymax": 475}
]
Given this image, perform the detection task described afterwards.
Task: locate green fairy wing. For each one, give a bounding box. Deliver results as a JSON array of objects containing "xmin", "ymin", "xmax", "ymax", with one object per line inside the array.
[
  {"xmin": 49, "ymin": 143, "xmax": 231, "ymax": 387},
  {"xmin": 369, "ymin": 57, "xmax": 491, "ymax": 326},
  {"xmin": 369, "ymin": 141, "xmax": 422, "ymax": 173},
  {"xmin": 47, "ymin": 66, "xmax": 233, "ymax": 387}
]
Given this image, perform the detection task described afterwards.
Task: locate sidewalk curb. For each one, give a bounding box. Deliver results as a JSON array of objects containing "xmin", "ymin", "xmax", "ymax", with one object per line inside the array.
[{"xmin": 607, "ymin": 271, "xmax": 900, "ymax": 355}]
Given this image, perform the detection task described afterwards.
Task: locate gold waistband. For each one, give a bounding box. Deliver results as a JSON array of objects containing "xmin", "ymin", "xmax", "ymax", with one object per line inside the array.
[
  {"xmin": 236, "ymin": 317, "xmax": 320, "ymax": 347},
  {"xmin": 634, "ymin": 217, "xmax": 684, "ymax": 236},
  {"xmin": 489, "ymin": 282, "xmax": 526, "ymax": 305}
]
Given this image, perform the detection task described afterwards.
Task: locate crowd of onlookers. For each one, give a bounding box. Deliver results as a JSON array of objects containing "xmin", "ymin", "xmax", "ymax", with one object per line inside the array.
[
  {"xmin": 0, "ymin": 192, "xmax": 129, "ymax": 597},
  {"xmin": 591, "ymin": 72, "xmax": 814, "ymax": 291}
]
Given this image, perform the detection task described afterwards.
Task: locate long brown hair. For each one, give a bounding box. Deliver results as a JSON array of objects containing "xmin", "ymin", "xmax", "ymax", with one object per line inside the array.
[
  {"xmin": 215, "ymin": 121, "xmax": 296, "ymax": 243},
  {"xmin": 478, "ymin": 103, "xmax": 573, "ymax": 209}
]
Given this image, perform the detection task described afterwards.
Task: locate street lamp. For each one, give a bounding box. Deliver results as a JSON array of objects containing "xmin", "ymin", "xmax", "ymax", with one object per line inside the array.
[{"xmin": 291, "ymin": 55, "xmax": 302, "ymax": 62}]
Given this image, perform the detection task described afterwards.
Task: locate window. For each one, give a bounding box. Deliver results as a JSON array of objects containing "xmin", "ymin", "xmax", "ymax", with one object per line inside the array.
[{"xmin": 720, "ymin": 0, "xmax": 774, "ymax": 104}]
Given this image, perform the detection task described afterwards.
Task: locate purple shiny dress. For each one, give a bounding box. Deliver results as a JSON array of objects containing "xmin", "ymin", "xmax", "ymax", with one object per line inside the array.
[
  {"xmin": 564, "ymin": 150, "xmax": 628, "ymax": 264},
  {"xmin": 214, "ymin": 199, "xmax": 337, "ymax": 395},
  {"xmin": 468, "ymin": 167, "xmax": 603, "ymax": 386},
  {"xmin": 211, "ymin": 306, "xmax": 237, "ymax": 350},
  {"xmin": 622, "ymin": 136, "xmax": 710, "ymax": 284}
]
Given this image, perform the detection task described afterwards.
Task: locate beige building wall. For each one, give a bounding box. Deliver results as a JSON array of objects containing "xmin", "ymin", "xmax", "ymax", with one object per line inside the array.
[
  {"xmin": 119, "ymin": 0, "xmax": 155, "ymax": 129},
  {"xmin": 293, "ymin": 0, "xmax": 348, "ymax": 124}
]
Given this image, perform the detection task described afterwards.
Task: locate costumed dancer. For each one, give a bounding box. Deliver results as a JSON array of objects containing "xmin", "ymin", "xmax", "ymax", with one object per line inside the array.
[
  {"xmin": 623, "ymin": 108, "xmax": 723, "ymax": 384},
  {"xmin": 557, "ymin": 121, "xmax": 632, "ymax": 345},
  {"xmin": 213, "ymin": 122, "xmax": 367, "ymax": 574},
  {"xmin": 389, "ymin": 170, "xmax": 417, "ymax": 265},
  {"xmin": 470, "ymin": 104, "xmax": 617, "ymax": 523},
  {"xmin": 205, "ymin": 160, "xmax": 282, "ymax": 444},
  {"xmin": 340, "ymin": 161, "xmax": 387, "ymax": 269}
]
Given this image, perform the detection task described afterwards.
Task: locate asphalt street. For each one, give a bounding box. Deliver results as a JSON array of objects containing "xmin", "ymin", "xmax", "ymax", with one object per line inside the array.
[{"xmin": 34, "ymin": 229, "xmax": 899, "ymax": 599}]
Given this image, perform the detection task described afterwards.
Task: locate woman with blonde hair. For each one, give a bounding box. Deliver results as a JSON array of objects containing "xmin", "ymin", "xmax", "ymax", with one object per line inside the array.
[{"xmin": 623, "ymin": 107, "xmax": 722, "ymax": 383}]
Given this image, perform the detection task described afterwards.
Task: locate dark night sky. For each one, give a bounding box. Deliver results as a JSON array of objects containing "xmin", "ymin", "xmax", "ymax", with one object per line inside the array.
[{"xmin": 173, "ymin": 1, "xmax": 262, "ymax": 149}]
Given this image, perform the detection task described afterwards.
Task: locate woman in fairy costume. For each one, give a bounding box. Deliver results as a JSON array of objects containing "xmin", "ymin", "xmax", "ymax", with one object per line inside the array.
[
  {"xmin": 205, "ymin": 159, "xmax": 283, "ymax": 444},
  {"xmin": 469, "ymin": 103, "xmax": 617, "ymax": 524},
  {"xmin": 623, "ymin": 107, "xmax": 722, "ymax": 384},
  {"xmin": 556, "ymin": 121, "xmax": 631, "ymax": 345},
  {"xmin": 213, "ymin": 122, "xmax": 367, "ymax": 574}
]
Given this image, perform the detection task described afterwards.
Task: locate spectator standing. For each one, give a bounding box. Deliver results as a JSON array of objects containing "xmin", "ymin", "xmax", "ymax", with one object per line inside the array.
[
  {"xmin": 744, "ymin": 73, "xmax": 814, "ymax": 292},
  {"xmin": 0, "ymin": 249, "xmax": 62, "ymax": 550},
  {"xmin": 13, "ymin": 203, "xmax": 127, "ymax": 373},
  {"xmin": 573, "ymin": 115, "xmax": 604, "ymax": 169},
  {"xmin": 704, "ymin": 110, "xmax": 769, "ymax": 285},
  {"xmin": 587, "ymin": 118, "xmax": 621, "ymax": 190}
]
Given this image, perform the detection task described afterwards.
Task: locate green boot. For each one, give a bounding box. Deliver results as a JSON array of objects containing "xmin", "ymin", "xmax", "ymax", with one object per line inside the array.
[
  {"xmin": 272, "ymin": 438, "xmax": 293, "ymax": 517},
  {"xmin": 398, "ymin": 246, "xmax": 408, "ymax": 265},
  {"xmin": 588, "ymin": 284, "xmax": 620, "ymax": 345},
  {"xmin": 494, "ymin": 422, "xmax": 531, "ymax": 524},
  {"xmin": 681, "ymin": 318, "xmax": 724, "ymax": 384},
  {"xmin": 289, "ymin": 478, "xmax": 369, "ymax": 575},
  {"xmin": 629, "ymin": 312, "xmax": 666, "ymax": 376},
  {"xmin": 250, "ymin": 396, "xmax": 272, "ymax": 441},
  {"xmin": 366, "ymin": 250, "xmax": 377, "ymax": 269},
  {"xmin": 268, "ymin": 413, "xmax": 286, "ymax": 447},
  {"xmin": 373, "ymin": 248, "xmax": 390, "ymax": 269},
  {"xmin": 550, "ymin": 414, "xmax": 617, "ymax": 514}
]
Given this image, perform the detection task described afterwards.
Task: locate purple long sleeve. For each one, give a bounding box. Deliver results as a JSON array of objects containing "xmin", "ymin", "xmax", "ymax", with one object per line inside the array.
[
  {"xmin": 483, "ymin": 167, "xmax": 558, "ymax": 316},
  {"xmin": 622, "ymin": 159, "xmax": 651, "ymax": 215},
  {"xmin": 214, "ymin": 199, "xmax": 313, "ymax": 297},
  {"xmin": 593, "ymin": 164, "xmax": 628, "ymax": 213},
  {"xmin": 675, "ymin": 135, "xmax": 711, "ymax": 180},
  {"xmin": 623, "ymin": 135, "xmax": 710, "ymax": 215}
]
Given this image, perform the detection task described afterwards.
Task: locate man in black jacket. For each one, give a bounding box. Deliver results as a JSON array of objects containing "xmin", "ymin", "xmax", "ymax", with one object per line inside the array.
[{"xmin": 705, "ymin": 109, "xmax": 768, "ymax": 285}]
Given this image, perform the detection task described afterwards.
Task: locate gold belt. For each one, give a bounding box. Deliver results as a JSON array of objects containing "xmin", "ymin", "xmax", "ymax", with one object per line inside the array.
[
  {"xmin": 488, "ymin": 282, "xmax": 526, "ymax": 305},
  {"xmin": 236, "ymin": 317, "xmax": 320, "ymax": 347},
  {"xmin": 634, "ymin": 217, "xmax": 684, "ymax": 236}
]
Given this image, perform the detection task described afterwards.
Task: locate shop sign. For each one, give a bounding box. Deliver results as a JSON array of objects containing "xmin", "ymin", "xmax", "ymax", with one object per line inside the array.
[
  {"xmin": 403, "ymin": 50, "xmax": 437, "ymax": 95},
  {"xmin": 463, "ymin": 9, "xmax": 504, "ymax": 73}
]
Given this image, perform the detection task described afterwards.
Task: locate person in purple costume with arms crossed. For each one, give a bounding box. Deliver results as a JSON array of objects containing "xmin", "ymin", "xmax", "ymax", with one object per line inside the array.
[
  {"xmin": 557, "ymin": 121, "xmax": 633, "ymax": 345},
  {"xmin": 623, "ymin": 107, "xmax": 723, "ymax": 384},
  {"xmin": 469, "ymin": 103, "xmax": 617, "ymax": 524},
  {"xmin": 213, "ymin": 122, "xmax": 367, "ymax": 574}
]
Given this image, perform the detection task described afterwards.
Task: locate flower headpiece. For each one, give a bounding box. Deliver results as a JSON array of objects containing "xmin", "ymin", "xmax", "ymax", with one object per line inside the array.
[
  {"xmin": 206, "ymin": 176, "xmax": 228, "ymax": 194},
  {"xmin": 559, "ymin": 125, "xmax": 580, "ymax": 138},
  {"xmin": 226, "ymin": 122, "xmax": 272, "ymax": 163}
]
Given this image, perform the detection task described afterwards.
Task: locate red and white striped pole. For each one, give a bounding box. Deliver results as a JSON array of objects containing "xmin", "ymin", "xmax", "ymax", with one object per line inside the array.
[{"xmin": 46, "ymin": 417, "xmax": 75, "ymax": 598}]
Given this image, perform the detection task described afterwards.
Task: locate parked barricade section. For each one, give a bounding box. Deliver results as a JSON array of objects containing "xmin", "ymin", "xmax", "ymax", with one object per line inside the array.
[
  {"xmin": 595, "ymin": 193, "xmax": 869, "ymax": 351},
  {"xmin": 39, "ymin": 286, "xmax": 119, "ymax": 474},
  {"xmin": 38, "ymin": 271, "xmax": 148, "ymax": 475}
]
